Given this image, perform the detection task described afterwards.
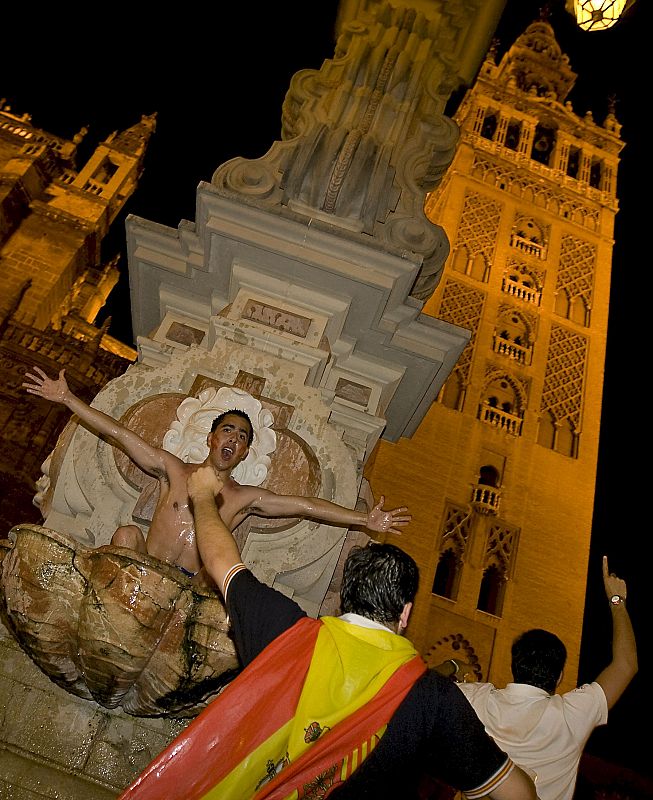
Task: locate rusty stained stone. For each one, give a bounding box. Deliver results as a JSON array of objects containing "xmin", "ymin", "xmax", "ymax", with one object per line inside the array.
[
  {"xmin": 0, "ymin": 525, "xmax": 91, "ymax": 699},
  {"xmin": 0, "ymin": 525, "xmax": 238, "ymax": 718}
]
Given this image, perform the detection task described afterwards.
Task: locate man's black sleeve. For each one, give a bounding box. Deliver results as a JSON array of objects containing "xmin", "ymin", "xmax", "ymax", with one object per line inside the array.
[
  {"xmin": 330, "ymin": 669, "xmax": 510, "ymax": 798},
  {"xmin": 226, "ymin": 568, "xmax": 307, "ymax": 667}
]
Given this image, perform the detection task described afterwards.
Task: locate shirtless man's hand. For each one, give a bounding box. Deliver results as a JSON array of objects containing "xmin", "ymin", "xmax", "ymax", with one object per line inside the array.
[
  {"xmin": 366, "ymin": 495, "xmax": 411, "ymax": 536},
  {"xmin": 23, "ymin": 367, "xmax": 69, "ymax": 403}
]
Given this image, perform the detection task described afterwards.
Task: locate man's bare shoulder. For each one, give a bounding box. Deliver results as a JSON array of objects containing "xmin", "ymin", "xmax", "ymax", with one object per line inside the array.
[
  {"xmin": 222, "ymin": 479, "xmax": 275, "ymax": 511},
  {"xmin": 221, "ymin": 479, "xmax": 260, "ymax": 498},
  {"xmin": 155, "ymin": 451, "xmax": 197, "ymax": 481}
]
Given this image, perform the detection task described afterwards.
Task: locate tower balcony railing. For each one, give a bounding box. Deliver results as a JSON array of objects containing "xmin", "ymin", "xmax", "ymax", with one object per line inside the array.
[
  {"xmin": 471, "ymin": 483, "xmax": 501, "ymax": 515},
  {"xmin": 501, "ymin": 276, "xmax": 541, "ymax": 305},
  {"xmin": 493, "ymin": 336, "xmax": 530, "ymax": 365},
  {"xmin": 510, "ymin": 234, "xmax": 545, "ymax": 259},
  {"xmin": 82, "ymin": 178, "xmax": 105, "ymax": 196},
  {"xmin": 479, "ymin": 403, "xmax": 523, "ymax": 436},
  {"xmin": 467, "ymin": 131, "xmax": 618, "ymax": 210}
]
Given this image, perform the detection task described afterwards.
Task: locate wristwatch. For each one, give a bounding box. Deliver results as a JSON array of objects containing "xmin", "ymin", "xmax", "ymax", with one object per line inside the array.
[{"xmin": 610, "ymin": 594, "xmax": 625, "ymax": 605}]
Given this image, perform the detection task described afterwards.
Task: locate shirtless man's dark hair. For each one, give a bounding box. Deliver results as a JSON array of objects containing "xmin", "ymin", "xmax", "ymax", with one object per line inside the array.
[
  {"xmin": 211, "ymin": 410, "xmax": 253, "ymax": 445},
  {"xmin": 23, "ymin": 367, "xmax": 412, "ymax": 585}
]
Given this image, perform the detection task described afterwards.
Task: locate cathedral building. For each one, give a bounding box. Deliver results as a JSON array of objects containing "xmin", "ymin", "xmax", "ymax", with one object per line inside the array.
[{"xmin": 0, "ymin": 103, "xmax": 154, "ymax": 535}]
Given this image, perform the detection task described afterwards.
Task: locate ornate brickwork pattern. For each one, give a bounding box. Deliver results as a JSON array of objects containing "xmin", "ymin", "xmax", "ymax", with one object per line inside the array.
[
  {"xmin": 438, "ymin": 502, "xmax": 473, "ymax": 559},
  {"xmin": 484, "ymin": 522, "xmax": 520, "ymax": 575},
  {"xmin": 556, "ymin": 234, "xmax": 596, "ymax": 311},
  {"xmin": 455, "ymin": 190, "xmax": 502, "ymax": 263},
  {"xmin": 539, "ymin": 325, "xmax": 587, "ymax": 427},
  {"xmin": 436, "ymin": 279, "xmax": 485, "ymax": 381},
  {"xmin": 469, "ymin": 152, "xmax": 602, "ymax": 228}
]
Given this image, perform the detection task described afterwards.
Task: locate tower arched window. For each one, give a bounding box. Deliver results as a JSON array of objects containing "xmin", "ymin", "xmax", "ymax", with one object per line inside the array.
[
  {"xmin": 566, "ymin": 146, "xmax": 580, "ymax": 179},
  {"xmin": 494, "ymin": 309, "xmax": 533, "ymax": 364},
  {"xmin": 537, "ymin": 412, "xmax": 578, "ymax": 458},
  {"xmin": 531, "ymin": 123, "xmax": 556, "ymax": 166},
  {"xmin": 511, "ymin": 217, "xmax": 547, "ymax": 260},
  {"xmin": 481, "ymin": 113, "xmax": 498, "ymax": 141},
  {"xmin": 432, "ymin": 503, "xmax": 472, "ymax": 603},
  {"xmin": 589, "ymin": 157, "xmax": 603, "ymax": 189},
  {"xmin": 477, "ymin": 564, "xmax": 504, "ymax": 616},
  {"xmin": 502, "ymin": 264, "xmax": 542, "ymax": 306},
  {"xmin": 432, "ymin": 550, "xmax": 460, "ymax": 600},
  {"xmin": 480, "ymin": 376, "xmax": 524, "ymax": 436},
  {"xmin": 479, "ymin": 465, "xmax": 499, "ymax": 487},
  {"xmin": 504, "ymin": 121, "xmax": 521, "ymax": 151}
]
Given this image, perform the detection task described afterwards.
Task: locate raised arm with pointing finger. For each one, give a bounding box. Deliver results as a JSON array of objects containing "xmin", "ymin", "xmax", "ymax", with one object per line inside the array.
[
  {"xmin": 23, "ymin": 366, "xmax": 411, "ymax": 582},
  {"xmin": 594, "ymin": 554, "xmax": 638, "ymax": 708}
]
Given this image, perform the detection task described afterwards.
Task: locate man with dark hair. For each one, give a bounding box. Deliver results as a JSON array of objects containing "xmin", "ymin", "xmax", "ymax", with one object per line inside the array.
[
  {"xmin": 210, "ymin": 408, "xmax": 254, "ymax": 444},
  {"xmin": 339, "ymin": 540, "xmax": 419, "ymax": 625},
  {"xmin": 445, "ymin": 557, "xmax": 637, "ymax": 800},
  {"xmin": 23, "ymin": 367, "xmax": 411, "ymax": 583},
  {"xmin": 510, "ymin": 629, "xmax": 567, "ymax": 693},
  {"xmin": 118, "ymin": 466, "xmax": 538, "ymax": 800}
]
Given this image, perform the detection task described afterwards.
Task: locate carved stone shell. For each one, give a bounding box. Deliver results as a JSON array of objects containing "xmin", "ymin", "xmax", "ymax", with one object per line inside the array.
[{"xmin": 0, "ymin": 525, "xmax": 239, "ymax": 718}]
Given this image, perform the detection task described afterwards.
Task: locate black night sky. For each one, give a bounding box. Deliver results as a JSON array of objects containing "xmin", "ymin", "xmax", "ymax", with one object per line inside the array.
[{"xmin": 4, "ymin": 0, "xmax": 650, "ymax": 786}]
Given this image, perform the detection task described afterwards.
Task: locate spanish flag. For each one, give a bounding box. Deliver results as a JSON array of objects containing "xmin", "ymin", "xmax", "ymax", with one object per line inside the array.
[{"xmin": 119, "ymin": 615, "xmax": 426, "ymax": 799}]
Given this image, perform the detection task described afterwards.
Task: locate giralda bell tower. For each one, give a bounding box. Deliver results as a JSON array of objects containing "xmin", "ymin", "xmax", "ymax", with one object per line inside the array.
[{"xmin": 365, "ymin": 15, "xmax": 623, "ymax": 690}]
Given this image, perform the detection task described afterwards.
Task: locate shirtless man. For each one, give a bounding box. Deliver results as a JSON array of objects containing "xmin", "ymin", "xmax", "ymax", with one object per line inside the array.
[{"xmin": 23, "ymin": 367, "xmax": 411, "ymax": 583}]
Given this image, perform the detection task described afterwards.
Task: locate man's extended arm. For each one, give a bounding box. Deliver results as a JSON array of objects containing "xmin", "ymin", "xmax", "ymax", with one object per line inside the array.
[
  {"xmin": 23, "ymin": 367, "xmax": 170, "ymax": 477},
  {"xmin": 594, "ymin": 555, "xmax": 638, "ymax": 709},
  {"xmin": 240, "ymin": 487, "xmax": 411, "ymax": 535},
  {"xmin": 187, "ymin": 466, "xmax": 241, "ymax": 596}
]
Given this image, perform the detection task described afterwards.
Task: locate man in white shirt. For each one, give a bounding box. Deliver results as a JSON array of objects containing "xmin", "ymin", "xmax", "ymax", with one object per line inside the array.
[{"xmin": 445, "ymin": 556, "xmax": 637, "ymax": 800}]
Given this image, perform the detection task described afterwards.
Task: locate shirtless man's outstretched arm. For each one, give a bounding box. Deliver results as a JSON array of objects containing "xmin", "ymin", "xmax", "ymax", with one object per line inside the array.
[
  {"xmin": 23, "ymin": 367, "xmax": 174, "ymax": 479},
  {"xmin": 226, "ymin": 485, "xmax": 412, "ymax": 537}
]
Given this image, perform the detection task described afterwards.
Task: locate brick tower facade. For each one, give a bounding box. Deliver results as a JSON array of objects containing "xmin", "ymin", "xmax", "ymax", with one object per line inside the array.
[
  {"xmin": 365, "ymin": 17, "xmax": 623, "ymax": 692},
  {"xmin": 0, "ymin": 102, "xmax": 155, "ymax": 537}
]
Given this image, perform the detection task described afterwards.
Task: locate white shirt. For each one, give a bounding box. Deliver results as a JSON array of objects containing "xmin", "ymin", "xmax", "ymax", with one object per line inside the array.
[
  {"xmin": 338, "ymin": 612, "xmax": 394, "ymax": 632},
  {"xmin": 458, "ymin": 681, "xmax": 608, "ymax": 800}
]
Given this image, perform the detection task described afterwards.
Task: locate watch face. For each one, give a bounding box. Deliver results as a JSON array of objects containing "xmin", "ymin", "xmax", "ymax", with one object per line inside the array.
[{"xmin": 610, "ymin": 594, "xmax": 623, "ymax": 605}]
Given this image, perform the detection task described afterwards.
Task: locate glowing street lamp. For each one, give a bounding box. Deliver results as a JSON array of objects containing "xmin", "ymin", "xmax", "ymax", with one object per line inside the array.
[{"xmin": 565, "ymin": 0, "xmax": 637, "ymax": 31}]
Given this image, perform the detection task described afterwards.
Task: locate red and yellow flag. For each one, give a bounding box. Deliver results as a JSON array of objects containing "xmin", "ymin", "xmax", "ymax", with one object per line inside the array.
[{"xmin": 119, "ymin": 616, "xmax": 426, "ymax": 800}]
